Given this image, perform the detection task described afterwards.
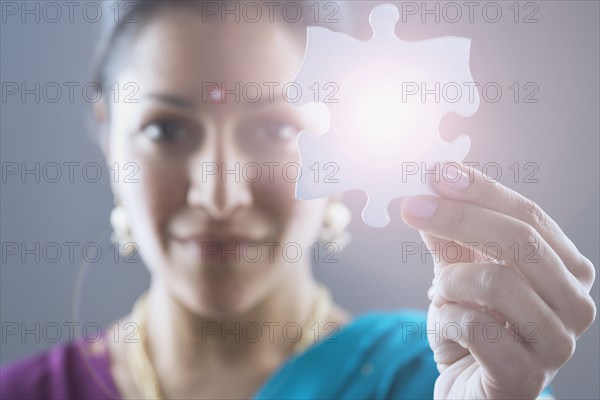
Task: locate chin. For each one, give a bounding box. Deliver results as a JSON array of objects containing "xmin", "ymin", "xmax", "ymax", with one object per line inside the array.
[{"xmin": 175, "ymin": 270, "xmax": 269, "ymax": 318}]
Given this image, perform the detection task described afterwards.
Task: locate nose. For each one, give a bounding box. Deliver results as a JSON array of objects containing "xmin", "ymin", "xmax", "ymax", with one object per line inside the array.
[{"xmin": 187, "ymin": 127, "xmax": 253, "ymax": 222}]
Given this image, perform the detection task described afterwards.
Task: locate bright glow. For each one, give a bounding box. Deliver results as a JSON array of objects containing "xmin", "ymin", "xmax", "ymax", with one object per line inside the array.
[
  {"xmin": 293, "ymin": 3, "xmax": 480, "ymax": 227},
  {"xmin": 335, "ymin": 63, "xmax": 436, "ymax": 166}
]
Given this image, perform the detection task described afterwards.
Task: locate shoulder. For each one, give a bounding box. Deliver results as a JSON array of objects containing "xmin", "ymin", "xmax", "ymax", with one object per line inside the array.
[
  {"xmin": 342, "ymin": 309, "xmax": 437, "ymax": 380},
  {"xmin": 256, "ymin": 308, "xmax": 438, "ymax": 399},
  {"xmin": 310, "ymin": 308, "xmax": 434, "ymax": 364},
  {"xmin": 328, "ymin": 304, "xmax": 431, "ymax": 351},
  {"xmin": 333, "ymin": 308, "xmax": 433, "ymax": 358},
  {"xmin": 348, "ymin": 309, "xmax": 438, "ymax": 398},
  {"xmin": 341, "ymin": 309, "xmax": 440, "ymax": 399},
  {"xmin": 0, "ymin": 338, "xmax": 119, "ymax": 400}
]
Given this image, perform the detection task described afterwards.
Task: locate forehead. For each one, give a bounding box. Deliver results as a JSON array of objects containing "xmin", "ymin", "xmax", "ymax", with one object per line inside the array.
[{"xmin": 118, "ymin": 9, "xmax": 306, "ymax": 100}]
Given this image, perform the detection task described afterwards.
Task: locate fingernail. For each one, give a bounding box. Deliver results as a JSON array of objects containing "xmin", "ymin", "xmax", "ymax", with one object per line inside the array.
[
  {"xmin": 440, "ymin": 166, "xmax": 470, "ymax": 191},
  {"xmin": 403, "ymin": 197, "xmax": 438, "ymax": 219}
]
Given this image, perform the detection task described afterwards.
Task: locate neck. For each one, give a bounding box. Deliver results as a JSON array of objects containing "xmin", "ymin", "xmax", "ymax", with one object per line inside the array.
[{"xmin": 143, "ymin": 261, "xmax": 319, "ymax": 396}]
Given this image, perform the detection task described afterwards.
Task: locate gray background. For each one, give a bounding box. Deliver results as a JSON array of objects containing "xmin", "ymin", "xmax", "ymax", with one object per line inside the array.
[{"xmin": 1, "ymin": 1, "xmax": 598, "ymax": 399}]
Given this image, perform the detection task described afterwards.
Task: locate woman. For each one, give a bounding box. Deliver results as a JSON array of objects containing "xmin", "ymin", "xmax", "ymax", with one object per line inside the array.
[{"xmin": 0, "ymin": 1, "xmax": 595, "ymax": 399}]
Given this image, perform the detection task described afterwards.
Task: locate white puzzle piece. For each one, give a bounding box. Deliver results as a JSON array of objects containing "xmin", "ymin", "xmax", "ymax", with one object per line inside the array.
[{"xmin": 293, "ymin": 3, "xmax": 480, "ymax": 228}]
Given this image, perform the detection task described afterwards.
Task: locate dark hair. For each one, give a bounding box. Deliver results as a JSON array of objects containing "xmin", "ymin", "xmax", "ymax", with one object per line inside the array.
[
  {"xmin": 90, "ymin": 0, "xmax": 318, "ymax": 93},
  {"xmin": 86, "ymin": 0, "xmax": 312, "ymax": 142},
  {"xmin": 86, "ymin": 0, "xmax": 371, "ymax": 143},
  {"xmin": 88, "ymin": 0, "xmax": 377, "ymax": 91}
]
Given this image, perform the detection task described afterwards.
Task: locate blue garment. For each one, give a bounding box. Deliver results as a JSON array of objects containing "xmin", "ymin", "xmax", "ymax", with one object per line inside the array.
[
  {"xmin": 0, "ymin": 308, "xmax": 555, "ymax": 399},
  {"xmin": 253, "ymin": 309, "xmax": 555, "ymax": 399}
]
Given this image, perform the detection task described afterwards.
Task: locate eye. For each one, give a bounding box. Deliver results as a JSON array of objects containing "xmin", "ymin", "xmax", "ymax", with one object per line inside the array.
[
  {"xmin": 142, "ymin": 120, "xmax": 191, "ymax": 143},
  {"xmin": 255, "ymin": 121, "xmax": 299, "ymax": 143}
]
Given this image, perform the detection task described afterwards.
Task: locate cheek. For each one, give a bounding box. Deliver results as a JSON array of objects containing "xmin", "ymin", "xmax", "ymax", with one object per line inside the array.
[
  {"xmin": 254, "ymin": 179, "xmax": 294, "ymax": 212},
  {"xmin": 249, "ymin": 153, "xmax": 327, "ymax": 244},
  {"xmin": 133, "ymin": 162, "xmax": 187, "ymax": 234},
  {"xmin": 272, "ymin": 192, "xmax": 327, "ymax": 246},
  {"xmin": 112, "ymin": 140, "xmax": 188, "ymax": 254},
  {"xmin": 250, "ymin": 149, "xmax": 301, "ymax": 211},
  {"xmin": 291, "ymin": 199, "xmax": 327, "ymax": 242},
  {"xmin": 251, "ymin": 164, "xmax": 301, "ymax": 230}
]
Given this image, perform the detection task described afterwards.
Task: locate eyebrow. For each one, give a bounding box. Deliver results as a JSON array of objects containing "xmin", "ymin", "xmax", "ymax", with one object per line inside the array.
[
  {"xmin": 145, "ymin": 92, "xmax": 289, "ymax": 110},
  {"xmin": 146, "ymin": 94, "xmax": 196, "ymax": 110}
]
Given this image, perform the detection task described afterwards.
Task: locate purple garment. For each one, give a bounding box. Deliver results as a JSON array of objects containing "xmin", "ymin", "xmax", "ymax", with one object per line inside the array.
[
  {"xmin": 0, "ymin": 336, "xmax": 120, "ymax": 400},
  {"xmin": 0, "ymin": 311, "xmax": 556, "ymax": 400},
  {"xmin": 0, "ymin": 311, "xmax": 437, "ymax": 400}
]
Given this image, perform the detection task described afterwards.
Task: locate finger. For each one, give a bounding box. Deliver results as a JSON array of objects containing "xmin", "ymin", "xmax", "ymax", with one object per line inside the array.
[
  {"xmin": 401, "ymin": 196, "xmax": 596, "ymax": 336},
  {"xmin": 420, "ymin": 231, "xmax": 504, "ymax": 302},
  {"xmin": 431, "ymin": 162, "xmax": 595, "ymax": 291},
  {"xmin": 428, "ymin": 302, "xmax": 544, "ymax": 397},
  {"xmin": 420, "ymin": 232, "xmax": 480, "ymax": 270},
  {"xmin": 425, "ymin": 302, "xmax": 470, "ymax": 373},
  {"xmin": 419, "ymin": 231, "xmax": 468, "ymax": 304},
  {"xmin": 420, "ymin": 232, "xmax": 487, "ymax": 301},
  {"xmin": 433, "ymin": 262, "xmax": 577, "ymax": 358}
]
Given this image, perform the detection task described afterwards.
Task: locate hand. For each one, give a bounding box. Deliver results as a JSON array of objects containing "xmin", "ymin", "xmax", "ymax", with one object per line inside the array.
[{"xmin": 400, "ymin": 163, "xmax": 596, "ymax": 399}]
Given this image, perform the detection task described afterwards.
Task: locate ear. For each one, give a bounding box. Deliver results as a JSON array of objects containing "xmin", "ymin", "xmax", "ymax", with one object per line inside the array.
[
  {"xmin": 92, "ymin": 100, "xmax": 111, "ymax": 158},
  {"xmin": 92, "ymin": 101, "xmax": 119, "ymax": 197}
]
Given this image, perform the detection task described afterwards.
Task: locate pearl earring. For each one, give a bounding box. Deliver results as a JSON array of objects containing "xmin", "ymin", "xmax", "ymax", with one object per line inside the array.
[
  {"xmin": 319, "ymin": 201, "xmax": 352, "ymax": 253},
  {"xmin": 110, "ymin": 196, "xmax": 136, "ymax": 256}
]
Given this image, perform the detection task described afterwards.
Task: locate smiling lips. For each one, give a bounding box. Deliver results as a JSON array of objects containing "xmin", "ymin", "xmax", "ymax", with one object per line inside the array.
[{"xmin": 174, "ymin": 234, "xmax": 264, "ymax": 264}]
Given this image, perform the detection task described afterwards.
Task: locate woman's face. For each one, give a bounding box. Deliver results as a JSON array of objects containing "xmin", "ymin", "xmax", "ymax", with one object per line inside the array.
[{"xmin": 102, "ymin": 9, "xmax": 329, "ymax": 315}]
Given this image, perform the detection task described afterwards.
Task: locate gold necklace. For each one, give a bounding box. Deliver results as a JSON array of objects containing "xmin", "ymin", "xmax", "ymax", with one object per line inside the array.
[{"xmin": 127, "ymin": 283, "xmax": 333, "ymax": 400}]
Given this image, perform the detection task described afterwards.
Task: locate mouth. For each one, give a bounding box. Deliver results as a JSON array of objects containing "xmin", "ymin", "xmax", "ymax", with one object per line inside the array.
[{"xmin": 172, "ymin": 234, "xmax": 266, "ymax": 265}]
